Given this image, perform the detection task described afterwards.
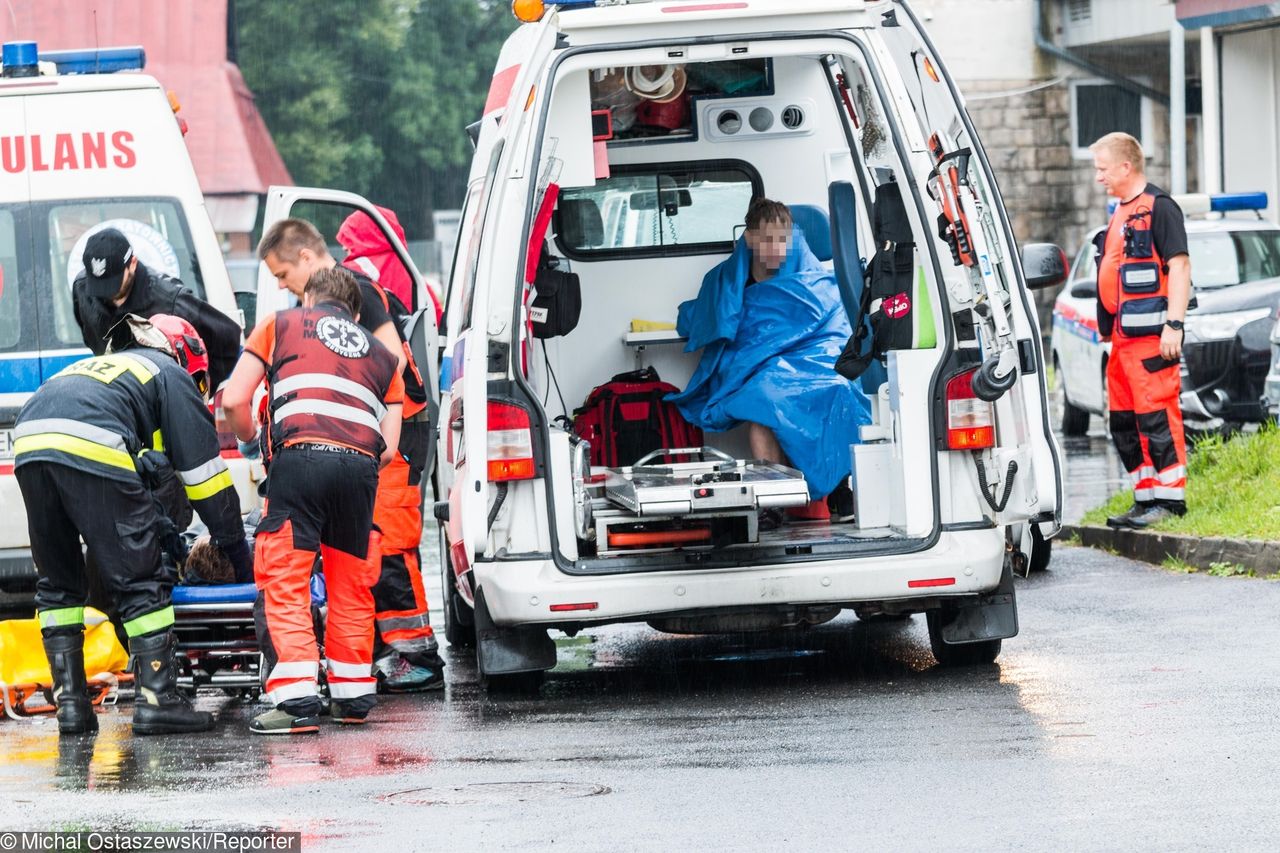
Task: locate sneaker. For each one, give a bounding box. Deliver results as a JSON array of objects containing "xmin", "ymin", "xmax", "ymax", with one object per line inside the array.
[
  {"xmin": 376, "ymin": 653, "xmax": 445, "ymax": 693},
  {"xmin": 250, "ymin": 708, "xmax": 320, "ymax": 735},
  {"xmin": 1127, "ymin": 504, "xmax": 1179, "ymax": 530},
  {"xmin": 826, "ymin": 481, "xmax": 856, "ymax": 523},
  {"xmin": 330, "ymin": 698, "xmax": 373, "ymax": 725},
  {"xmin": 1106, "ymin": 502, "xmax": 1152, "ymax": 530}
]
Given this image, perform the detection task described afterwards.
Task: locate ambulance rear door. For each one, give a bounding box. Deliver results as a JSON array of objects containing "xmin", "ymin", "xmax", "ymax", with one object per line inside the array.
[
  {"xmin": 259, "ymin": 186, "xmax": 440, "ymax": 481},
  {"xmin": 0, "ymin": 91, "xmax": 31, "ymax": 553}
]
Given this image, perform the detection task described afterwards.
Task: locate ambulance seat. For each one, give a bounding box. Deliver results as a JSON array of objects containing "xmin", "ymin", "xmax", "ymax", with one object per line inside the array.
[{"xmin": 789, "ymin": 204, "xmax": 832, "ymax": 262}]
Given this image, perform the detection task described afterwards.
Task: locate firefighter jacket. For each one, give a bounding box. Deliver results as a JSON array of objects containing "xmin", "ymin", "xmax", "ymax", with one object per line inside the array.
[
  {"xmin": 243, "ymin": 300, "xmax": 404, "ymax": 460},
  {"xmin": 72, "ymin": 261, "xmax": 243, "ymax": 390},
  {"xmin": 12, "ymin": 347, "xmax": 243, "ymax": 549},
  {"xmin": 1095, "ymin": 185, "xmax": 1186, "ymax": 341}
]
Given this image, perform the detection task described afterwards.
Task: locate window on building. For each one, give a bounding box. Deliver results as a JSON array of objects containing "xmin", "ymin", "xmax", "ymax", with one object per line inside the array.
[{"xmin": 1070, "ymin": 79, "xmax": 1151, "ymax": 159}]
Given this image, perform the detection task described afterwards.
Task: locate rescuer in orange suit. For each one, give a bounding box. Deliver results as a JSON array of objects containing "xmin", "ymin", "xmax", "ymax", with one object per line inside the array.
[
  {"xmin": 1091, "ymin": 132, "xmax": 1192, "ymax": 529},
  {"xmin": 223, "ymin": 267, "xmax": 403, "ymax": 734},
  {"xmin": 258, "ymin": 216, "xmax": 444, "ymax": 693}
]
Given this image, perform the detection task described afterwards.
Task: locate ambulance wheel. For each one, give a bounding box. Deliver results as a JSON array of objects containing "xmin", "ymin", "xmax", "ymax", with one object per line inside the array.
[
  {"xmin": 1055, "ymin": 356, "xmax": 1090, "ymax": 436},
  {"xmin": 1028, "ymin": 525, "xmax": 1052, "ymax": 573},
  {"xmin": 440, "ymin": 533, "xmax": 475, "ymax": 649},
  {"xmin": 926, "ymin": 611, "xmax": 1001, "ymax": 667}
]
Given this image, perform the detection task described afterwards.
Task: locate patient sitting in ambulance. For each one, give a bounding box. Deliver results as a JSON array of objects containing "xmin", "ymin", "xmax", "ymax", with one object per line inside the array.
[{"xmin": 667, "ymin": 198, "xmax": 867, "ymax": 525}]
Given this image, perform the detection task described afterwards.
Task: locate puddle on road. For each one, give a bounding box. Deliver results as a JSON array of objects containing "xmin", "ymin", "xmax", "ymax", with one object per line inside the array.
[{"xmin": 382, "ymin": 781, "xmax": 610, "ymax": 806}]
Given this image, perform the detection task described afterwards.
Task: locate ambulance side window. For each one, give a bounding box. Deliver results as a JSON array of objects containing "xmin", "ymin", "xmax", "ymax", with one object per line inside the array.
[
  {"xmin": 0, "ymin": 209, "xmax": 24, "ymax": 352},
  {"xmin": 41, "ymin": 199, "xmax": 203, "ymax": 348},
  {"xmin": 461, "ymin": 139, "xmax": 505, "ymax": 329}
]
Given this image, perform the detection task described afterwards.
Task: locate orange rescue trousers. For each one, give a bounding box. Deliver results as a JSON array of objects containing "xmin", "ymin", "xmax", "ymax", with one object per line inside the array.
[
  {"xmin": 1106, "ymin": 338, "xmax": 1187, "ymax": 506},
  {"xmin": 254, "ymin": 447, "xmax": 382, "ymax": 712}
]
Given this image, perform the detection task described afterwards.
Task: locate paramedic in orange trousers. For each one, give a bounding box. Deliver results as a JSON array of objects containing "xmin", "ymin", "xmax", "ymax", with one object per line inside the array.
[
  {"xmin": 222, "ymin": 267, "xmax": 403, "ymax": 734},
  {"xmin": 1091, "ymin": 132, "xmax": 1192, "ymax": 529},
  {"xmin": 258, "ymin": 217, "xmax": 444, "ymax": 692}
]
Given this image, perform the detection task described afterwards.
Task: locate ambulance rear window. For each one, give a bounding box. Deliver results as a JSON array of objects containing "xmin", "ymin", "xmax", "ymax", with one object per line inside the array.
[
  {"xmin": 0, "ymin": 210, "xmax": 19, "ymax": 351},
  {"xmin": 555, "ymin": 160, "xmax": 761, "ymax": 260}
]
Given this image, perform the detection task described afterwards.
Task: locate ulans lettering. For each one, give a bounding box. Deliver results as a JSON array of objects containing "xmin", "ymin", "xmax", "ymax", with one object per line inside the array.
[{"xmin": 0, "ymin": 131, "xmax": 136, "ymax": 174}]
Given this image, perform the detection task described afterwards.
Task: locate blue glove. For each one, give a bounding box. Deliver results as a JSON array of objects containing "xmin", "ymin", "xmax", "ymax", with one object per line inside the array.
[
  {"xmin": 217, "ymin": 536, "xmax": 254, "ymax": 583},
  {"xmin": 237, "ymin": 435, "xmax": 261, "ymax": 460}
]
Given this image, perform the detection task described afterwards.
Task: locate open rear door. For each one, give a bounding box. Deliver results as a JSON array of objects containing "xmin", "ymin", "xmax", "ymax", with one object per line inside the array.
[{"xmin": 259, "ymin": 186, "xmax": 440, "ymax": 482}]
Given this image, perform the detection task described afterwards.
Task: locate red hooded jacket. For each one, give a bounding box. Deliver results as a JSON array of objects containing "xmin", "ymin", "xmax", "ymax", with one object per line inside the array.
[{"xmin": 337, "ymin": 206, "xmax": 442, "ymax": 323}]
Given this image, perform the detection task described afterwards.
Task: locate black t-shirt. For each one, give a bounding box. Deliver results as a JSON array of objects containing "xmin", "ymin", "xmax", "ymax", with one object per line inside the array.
[
  {"xmin": 354, "ymin": 277, "xmax": 393, "ymax": 334},
  {"xmin": 1144, "ymin": 183, "xmax": 1189, "ymax": 261}
]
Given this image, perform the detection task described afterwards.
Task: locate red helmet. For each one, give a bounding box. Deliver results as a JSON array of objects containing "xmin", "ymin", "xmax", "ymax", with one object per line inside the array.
[{"xmin": 146, "ymin": 314, "xmax": 211, "ymax": 397}]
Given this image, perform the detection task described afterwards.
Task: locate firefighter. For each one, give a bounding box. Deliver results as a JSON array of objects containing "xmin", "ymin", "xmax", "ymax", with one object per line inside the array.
[
  {"xmin": 259, "ymin": 216, "xmax": 444, "ymax": 692},
  {"xmin": 73, "ymin": 227, "xmax": 243, "ymax": 389},
  {"xmin": 222, "ymin": 266, "xmax": 403, "ymax": 734},
  {"xmin": 14, "ymin": 314, "xmax": 251, "ymax": 736},
  {"xmin": 1091, "ymin": 132, "xmax": 1192, "ymax": 529}
]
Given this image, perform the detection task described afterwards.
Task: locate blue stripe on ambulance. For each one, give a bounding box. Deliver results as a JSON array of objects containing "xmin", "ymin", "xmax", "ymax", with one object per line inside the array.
[{"xmin": 0, "ymin": 351, "xmax": 92, "ymax": 394}]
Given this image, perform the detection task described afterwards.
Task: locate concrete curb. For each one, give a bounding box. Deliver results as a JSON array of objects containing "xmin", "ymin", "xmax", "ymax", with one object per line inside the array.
[{"xmin": 1060, "ymin": 524, "xmax": 1280, "ymax": 576}]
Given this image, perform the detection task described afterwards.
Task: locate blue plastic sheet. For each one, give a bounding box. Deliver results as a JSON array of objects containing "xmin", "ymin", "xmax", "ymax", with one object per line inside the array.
[{"xmin": 668, "ymin": 229, "xmax": 869, "ymax": 498}]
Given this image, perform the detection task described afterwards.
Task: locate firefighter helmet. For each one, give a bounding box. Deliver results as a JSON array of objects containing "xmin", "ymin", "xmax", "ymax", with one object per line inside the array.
[{"xmin": 111, "ymin": 313, "xmax": 211, "ymax": 397}]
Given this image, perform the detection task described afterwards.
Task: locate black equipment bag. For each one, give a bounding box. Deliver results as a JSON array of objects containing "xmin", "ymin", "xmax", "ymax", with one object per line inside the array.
[
  {"xmin": 836, "ymin": 179, "xmax": 916, "ymax": 380},
  {"xmin": 529, "ymin": 252, "xmax": 582, "ymax": 339}
]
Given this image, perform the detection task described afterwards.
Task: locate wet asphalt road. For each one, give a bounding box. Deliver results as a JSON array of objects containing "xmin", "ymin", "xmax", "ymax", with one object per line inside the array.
[{"xmin": 8, "ymin": 432, "xmax": 1278, "ymax": 850}]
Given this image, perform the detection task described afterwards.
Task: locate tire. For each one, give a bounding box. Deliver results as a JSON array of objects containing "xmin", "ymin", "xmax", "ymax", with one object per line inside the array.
[
  {"xmin": 1028, "ymin": 525, "xmax": 1052, "ymax": 573},
  {"xmin": 1055, "ymin": 356, "xmax": 1091, "ymax": 436},
  {"xmin": 439, "ymin": 531, "xmax": 475, "ymax": 649},
  {"xmin": 926, "ymin": 610, "xmax": 1002, "ymax": 666}
]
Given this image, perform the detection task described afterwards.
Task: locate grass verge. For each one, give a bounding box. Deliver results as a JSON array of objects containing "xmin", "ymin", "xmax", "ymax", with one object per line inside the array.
[{"xmin": 1080, "ymin": 425, "xmax": 1280, "ymax": 540}]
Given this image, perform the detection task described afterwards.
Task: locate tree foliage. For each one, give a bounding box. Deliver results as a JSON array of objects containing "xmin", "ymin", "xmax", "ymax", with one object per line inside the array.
[{"xmin": 234, "ymin": 0, "xmax": 515, "ymax": 239}]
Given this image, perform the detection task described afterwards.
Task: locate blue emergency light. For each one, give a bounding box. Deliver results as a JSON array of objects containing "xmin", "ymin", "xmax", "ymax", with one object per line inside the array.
[
  {"xmin": 0, "ymin": 41, "xmax": 145, "ymax": 78},
  {"xmin": 39, "ymin": 46, "xmax": 146, "ymax": 74},
  {"xmin": 1106, "ymin": 191, "xmax": 1270, "ymax": 217}
]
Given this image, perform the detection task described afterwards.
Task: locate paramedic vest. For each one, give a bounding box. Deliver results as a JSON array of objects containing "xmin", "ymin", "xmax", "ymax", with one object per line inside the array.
[
  {"xmin": 265, "ymin": 302, "xmax": 399, "ymax": 459},
  {"xmin": 1096, "ymin": 187, "xmax": 1171, "ymax": 341}
]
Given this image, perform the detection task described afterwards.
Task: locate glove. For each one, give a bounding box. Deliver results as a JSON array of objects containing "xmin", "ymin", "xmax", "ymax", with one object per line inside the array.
[
  {"xmin": 237, "ymin": 435, "xmax": 261, "ymax": 460},
  {"xmin": 134, "ymin": 449, "xmax": 173, "ymax": 488},
  {"xmin": 216, "ymin": 536, "xmax": 254, "ymax": 583}
]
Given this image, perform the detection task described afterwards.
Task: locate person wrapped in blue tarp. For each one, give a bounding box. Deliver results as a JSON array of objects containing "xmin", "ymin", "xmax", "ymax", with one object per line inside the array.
[{"xmin": 668, "ymin": 198, "xmax": 869, "ymax": 521}]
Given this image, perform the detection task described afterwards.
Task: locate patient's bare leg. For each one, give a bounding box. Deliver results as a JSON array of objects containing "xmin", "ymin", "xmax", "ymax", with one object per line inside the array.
[{"xmin": 748, "ymin": 422, "xmax": 786, "ymax": 463}]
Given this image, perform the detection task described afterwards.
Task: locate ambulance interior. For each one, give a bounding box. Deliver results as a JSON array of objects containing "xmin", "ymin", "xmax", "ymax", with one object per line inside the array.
[{"xmin": 514, "ymin": 45, "xmax": 970, "ymax": 565}]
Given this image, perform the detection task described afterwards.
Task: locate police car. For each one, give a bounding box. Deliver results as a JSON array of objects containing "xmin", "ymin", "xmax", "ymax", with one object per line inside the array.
[
  {"xmin": 0, "ymin": 42, "xmax": 255, "ymax": 608},
  {"xmin": 1051, "ymin": 192, "xmax": 1280, "ymax": 436}
]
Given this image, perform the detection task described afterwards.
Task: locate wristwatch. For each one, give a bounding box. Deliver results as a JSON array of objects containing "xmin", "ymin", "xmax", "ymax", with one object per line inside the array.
[{"xmin": 1165, "ymin": 319, "xmax": 1184, "ymax": 331}]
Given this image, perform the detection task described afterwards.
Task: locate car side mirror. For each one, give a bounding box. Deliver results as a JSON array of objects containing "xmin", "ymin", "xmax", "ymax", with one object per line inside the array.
[
  {"xmin": 1021, "ymin": 242, "xmax": 1069, "ymax": 290},
  {"xmin": 1070, "ymin": 281, "xmax": 1098, "ymax": 299}
]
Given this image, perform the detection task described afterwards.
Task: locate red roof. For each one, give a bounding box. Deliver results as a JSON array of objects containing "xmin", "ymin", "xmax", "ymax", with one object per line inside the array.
[{"xmin": 1, "ymin": 0, "xmax": 291, "ymax": 194}]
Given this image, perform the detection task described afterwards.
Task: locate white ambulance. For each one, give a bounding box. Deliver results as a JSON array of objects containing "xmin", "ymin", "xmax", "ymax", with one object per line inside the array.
[
  {"xmin": 270, "ymin": 0, "xmax": 1069, "ymax": 690},
  {"xmin": 0, "ymin": 42, "xmax": 256, "ymax": 608}
]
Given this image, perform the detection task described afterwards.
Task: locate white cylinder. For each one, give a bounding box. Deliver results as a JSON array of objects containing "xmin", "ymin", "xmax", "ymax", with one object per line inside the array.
[
  {"xmin": 1199, "ymin": 27, "xmax": 1221, "ymax": 194},
  {"xmin": 1170, "ymin": 23, "xmax": 1187, "ymax": 194}
]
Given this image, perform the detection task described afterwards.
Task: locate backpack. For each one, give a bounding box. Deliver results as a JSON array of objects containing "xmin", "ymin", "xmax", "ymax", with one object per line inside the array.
[
  {"xmin": 572, "ymin": 367, "xmax": 703, "ymax": 467},
  {"xmin": 529, "ymin": 251, "xmax": 582, "ymax": 339},
  {"xmin": 835, "ymin": 179, "xmax": 916, "ymax": 380}
]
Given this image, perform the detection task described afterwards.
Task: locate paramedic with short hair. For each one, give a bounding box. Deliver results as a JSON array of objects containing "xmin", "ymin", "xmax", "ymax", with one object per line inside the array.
[
  {"xmin": 14, "ymin": 315, "xmax": 248, "ymax": 737},
  {"xmin": 258, "ymin": 216, "xmax": 445, "ymax": 693},
  {"xmin": 72, "ymin": 227, "xmax": 243, "ymax": 389},
  {"xmin": 222, "ymin": 266, "xmax": 403, "ymax": 735},
  {"xmin": 1091, "ymin": 131, "xmax": 1192, "ymax": 530}
]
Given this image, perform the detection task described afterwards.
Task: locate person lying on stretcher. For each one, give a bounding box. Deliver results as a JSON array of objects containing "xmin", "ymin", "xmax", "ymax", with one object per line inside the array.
[{"xmin": 667, "ymin": 198, "xmax": 868, "ymax": 526}]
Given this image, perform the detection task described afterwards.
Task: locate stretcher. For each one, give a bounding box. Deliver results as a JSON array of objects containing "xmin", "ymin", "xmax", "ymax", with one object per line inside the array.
[
  {"xmin": 591, "ymin": 448, "xmax": 810, "ymax": 554},
  {"xmin": 170, "ymin": 575, "xmax": 326, "ymax": 699},
  {"xmin": 601, "ymin": 447, "xmax": 810, "ymax": 516}
]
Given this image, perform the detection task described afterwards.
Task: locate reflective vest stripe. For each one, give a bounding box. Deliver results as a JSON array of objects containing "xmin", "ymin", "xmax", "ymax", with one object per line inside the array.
[
  {"xmin": 326, "ymin": 658, "xmax": 373, "ymax": 678},
  {"xmin": 39, "ymin": 606, "xmax": 85, "ymax": 628},
  {"xmin": 275, "ymin": 399, "xmax": 383, "ymax": 433},
  {"xmin": 14, "ymin": 433, "xmax": 136, "ymax": 472},
  {"xmin": 272, "ymin": 373, "xmax": 388, "ymax": 421},
  {"xmin": 122, "ymin": 605, "xmax": 175, "ymax": 638},
  {"xmin": 184, "ymin": 469, "xmax": 235, "ymax": 502},
  {"xmin": 14, "ymin": 417, "xmax": 129, "ymax": 449},
  {"xmin": 178, "ymin": 457, "xmax": 229, "ymax": 487},
  {"xmin": 269, "ymin": 660, "xmax": 320, "ymax": 680},
  {"xmin": 1123, "ymin": 309, "xmax": 1166, "ymax": 327}
]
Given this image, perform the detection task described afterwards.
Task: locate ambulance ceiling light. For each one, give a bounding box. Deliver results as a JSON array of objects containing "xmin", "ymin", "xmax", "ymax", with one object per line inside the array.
[{"xmin": 1, "ymin": 41, "xmax": 39, "ymax": 78}]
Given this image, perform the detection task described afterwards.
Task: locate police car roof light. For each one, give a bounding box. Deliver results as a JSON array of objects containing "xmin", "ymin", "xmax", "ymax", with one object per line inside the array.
[
  {"xmin": 1, "ymin": 41, "xmax": 39, "ymax": 78},
  {"xmin": 38, "ymin": 46, "xmax": 146, "ymax": 74}
]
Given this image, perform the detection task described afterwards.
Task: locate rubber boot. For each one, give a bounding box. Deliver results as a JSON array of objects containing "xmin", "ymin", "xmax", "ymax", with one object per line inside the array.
[
  {"xmin": 129, "ymin": 630, "xmax": 213, "ymax": 736},
  {"xmin": 42, "ymin": 630, "xmax": 98, "ymax": 735}
]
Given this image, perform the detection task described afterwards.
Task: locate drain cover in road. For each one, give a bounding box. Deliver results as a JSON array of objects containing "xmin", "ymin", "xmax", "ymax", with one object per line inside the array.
[{"xmin": 383, "ymin": 781, "xmax": 610, "ymax": 805}]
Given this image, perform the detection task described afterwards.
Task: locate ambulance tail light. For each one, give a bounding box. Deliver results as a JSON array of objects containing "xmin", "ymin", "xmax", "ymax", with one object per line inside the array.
[
  {"xmin": 487, "ymin": 399, "xmax": 537, "ymax": 481},
  {"xmin": 944, "ymin": 368, "xmax": 996, "ymax": 450}
]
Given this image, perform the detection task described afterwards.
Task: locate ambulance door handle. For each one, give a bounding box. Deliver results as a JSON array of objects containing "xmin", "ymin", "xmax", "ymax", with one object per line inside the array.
[{"xmin": 450, "ymin": 417, "xmax": 464, "ymax": 432}]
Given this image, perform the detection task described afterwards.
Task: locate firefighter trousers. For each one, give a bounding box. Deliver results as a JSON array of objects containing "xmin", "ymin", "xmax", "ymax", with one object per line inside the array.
[
  {"xmin": 17, "ymin": 462, "xmax": 176, "ymax": 639},
  {"xmin": 254, "ymin": 448, "xmax": 381, "ymax": 711},
  {"xmin": 1107, "ymin": 338, "xmax": 1187, "ymax": 506},
  {"xmin": 371, "ymin": 420, "xmax": 437, "ymax": 662}
]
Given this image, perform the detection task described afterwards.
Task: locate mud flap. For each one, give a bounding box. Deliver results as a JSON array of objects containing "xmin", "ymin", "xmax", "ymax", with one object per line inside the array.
[
  {"xmin": 934, "ymin": 557, "xmax": 1019, "ymax": 645},
  {"xmin": 474, "ymin": 589, "xmax": 556, "ymax": 676}
]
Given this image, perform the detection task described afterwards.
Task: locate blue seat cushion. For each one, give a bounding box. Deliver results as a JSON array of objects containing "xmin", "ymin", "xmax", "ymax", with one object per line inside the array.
[
  {"xmin": 172, "ymin": 575, "xmax": 327, "ymax": 606},
  {"xmin": 790, "ymin": 204, "xmax": 832, "ymax": 262}
]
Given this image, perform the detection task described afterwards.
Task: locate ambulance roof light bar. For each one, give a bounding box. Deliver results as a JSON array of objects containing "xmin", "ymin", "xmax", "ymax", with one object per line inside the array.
[
  {"xmin": 1106, "ymin": 192, "xmax": 1269, "ymax": 218},
  {"xmin": 512, "ymin": 0, "xmax": 613, "ymax": 23},
  {"xmin": 1, "ymin": 41, "xmax": 145, "ymax": 78}
]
